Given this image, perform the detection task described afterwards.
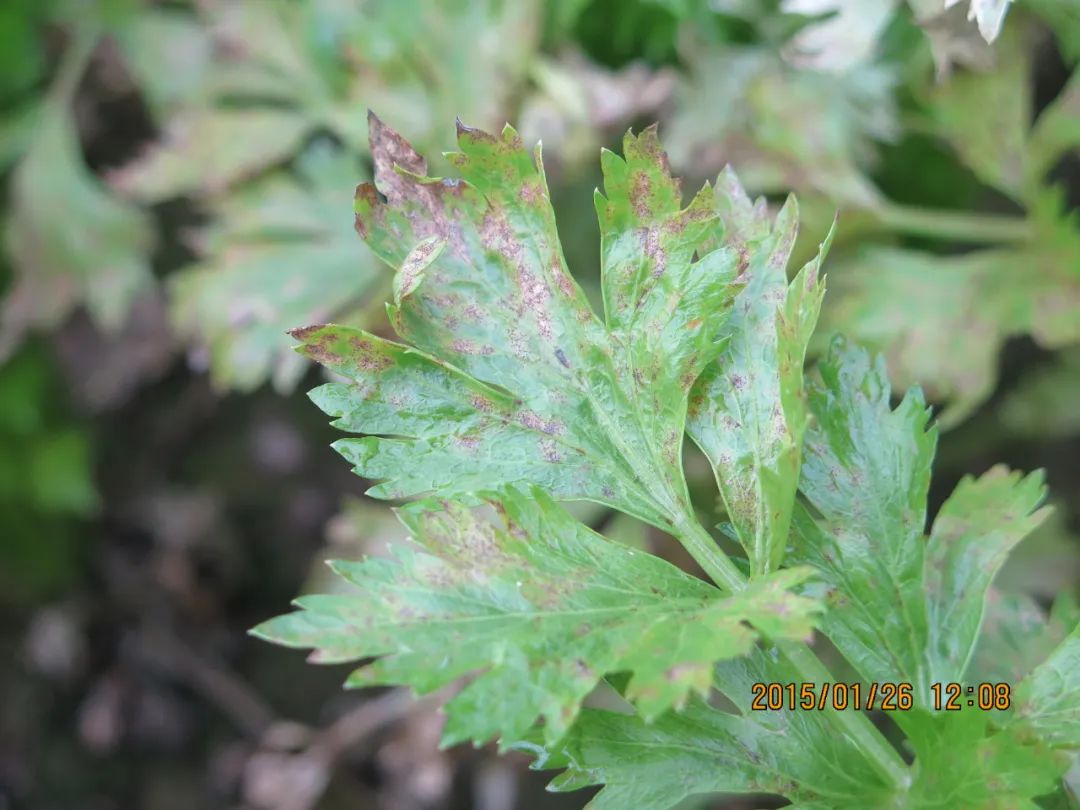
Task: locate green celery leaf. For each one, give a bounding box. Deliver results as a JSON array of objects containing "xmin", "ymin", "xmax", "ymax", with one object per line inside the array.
[
  {"xmin": 791, "ymin": 336, "xmax": 936, "ymax": 702},
  {"xmin": 924, "ymin": 465, "xmax": 1051, "ymax": 685},
  {"xmin": 170, "ymin": 143, "xmax": 385, "ymax": 393},
  {"xmin": 523, "ymin": 641, "xmax": 1071, "ymax": 809},
  {"xmin": 519, "ymin": 646, "xmax": 896, "ymax": 809},
  {"xmin": 903, "ymin": 711, "xmax": 1067, "ymax": 808},
  {"xmin": 970, "ymin": 592, "xmax": 1080, "ymax": 683},
  {"xmin": 520, "ymin": 700, "xmax": 886, "ymax": 810},
  {"xmin": 1010, "ymin": 623, "xmax": 1080, "ymax": 750},
  {"xmin": 792, "ymin": 337, "xmax": 1050, "ymax": 707},
  {"xmin": 253, "ymin": 487, "xmax": 820, "ymax": 746},
  {"xmin": 111, "ymin": 7, "xmax": 212, "ymax": 117},
  {"xmin": 1029, "ymin": 67, "xmax": 1080, "ymax": 187},
  {"xmin": 686, "ymin": 170, "xmax": 827, "ymax": 575},
  {"xmin": 297, "ymin": 115, "xmax": 743, "ymax": 534},
  {"xmin": 1028, "ymin": 0, "xmax": 1080, "ymax": 61}
]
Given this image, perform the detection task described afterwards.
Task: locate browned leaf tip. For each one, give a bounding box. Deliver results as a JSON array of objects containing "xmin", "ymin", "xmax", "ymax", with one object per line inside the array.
[
  {"xmin": 455, "ymin": 117, "xmax": 476, "ymax": 138},
  {"xmin": 286, "ymin": 324, "xmax": 328, "ymax": 341},
  {"xmin": 367, "ymin": 111, "xmax": 427, "ymax": 199}
]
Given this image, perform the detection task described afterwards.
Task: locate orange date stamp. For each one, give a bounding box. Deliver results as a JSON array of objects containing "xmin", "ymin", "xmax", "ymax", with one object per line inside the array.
[{"xmin": 750, "ymin": 682, "xmax": 1013, "ymax": 712}]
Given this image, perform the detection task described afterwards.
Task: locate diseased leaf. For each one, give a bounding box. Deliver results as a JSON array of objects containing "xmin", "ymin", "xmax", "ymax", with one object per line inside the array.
[
  {"xmin": 791, "ymin": 338, "xmax": 935, "ymax": 700},
  {"xmin": 112, "ymin": 0, "xmax": 542, "ymax": 203},
  {"xmin": 521, "ymin": 600, "xmax": 1070, "ymax": 810},
  {"xmin": 253, "ymin": 488, "xmax": 820, "ymax": 747},
  {"xmin": 349, "ymin": 0, "xmax": 540, "ymax": 150},
  {"xmin": 820, "ymin": 194, "xmax": 1080, "ymax": 425},
  {"xmin": 170, "ymin": 143, "xmax": 385, "ymax": 393},
  {"xmin": 300, "ymin": 115, "xmax": 742, "ymax": 535},
  {"xmin": 519, "ymin": 698, "xmax": 890, "ymax": 810},
  {"xmin": 521, "ymin": 645, "xmax": 898, "ymax": 809},
  {"xmin": 109, "ymin": 1, "xmax": 335, "ymax": 201},
  {"xmin": 686, "ymin": 171, "xmax": 827, "ymax": 575},
  {"xmin": 664, "ymin": 43, "xmax": 897, "ymax": 206},
  {"xmin": 792, "ymin": 338, "xmax": 1049, "ymax": 707},
  {"xmin": 259, "ymin": 115, "xmax": 1079, "ymax": 810},
  {"xmin": 107, "ymin": 0, "xmax": 546, "ymax": 392},
  {"xmin": 923, "ymin": 22, "xmax": 1029, "ymax": 200},
  {"xmin": 1, "ymin": 104, "xmax": 153, "ymax": 359},
  {"xmin": 924, "ymin": 465, "xmax": 1051, "ymax": 685},
  {"xmin": 819, "ymin": 247, "xmax": 1009, "ymax": 426},
  {"xmin": 113, "ymin": 108, "xmax": 313, "ymax": 202}
]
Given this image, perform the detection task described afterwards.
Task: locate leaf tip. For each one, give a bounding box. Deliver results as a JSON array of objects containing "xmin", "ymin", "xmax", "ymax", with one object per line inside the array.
[{"xmin": 287, "ymin": 323, "xmax": 328, "ymax": 342}]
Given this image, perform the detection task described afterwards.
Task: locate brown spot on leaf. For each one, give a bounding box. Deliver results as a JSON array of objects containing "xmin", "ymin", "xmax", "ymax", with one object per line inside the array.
[
  {"xmin": 540, "ymin": 438, "xmax": 562, "ymax": 463},
  {"xmin": 353, "ymin": 183, "xmax": 379, "ymax": 239},
  {"xmin": 469, "ymin": 393, "xmax": 494, "ymax": 412},
  {"xmin": 519, "ymin": 410, "xmax": 544, "ymax": 430},
  {"xmin": 552, "ymin": 260, "xmax": 576, "ymax": 298},
  {"xmin": 519, "ymin": 267, "xmax": 553, "ymax": 339},
  {"xmin": 665, "ymin": 663, "xmax": 699, "ymax": 682},
  {"xmin": 520, "ymin": 180, "xmax": 544, "ymax": 205},
  {"xmin": 631, "ymin": 170, "xmax": 653, "ymax": 220},
  {"xmin": 287, "ymin": 324, "xmax": 328, "ymax": 341},
  {"xmin": 304, "ymin": 336, "xmax": 345, "ymax": 367},
  {"xmin": 642, "ymin": 228, "xmax": 666, "ymax": 278},
  {"xmin": 453, "ymin": 435, "xmax": 481, "ymax": 454},
  {"xmin": 451, "ymin": 338, "xmax": 481, "ymax": 355},
  {"xmin": 352, "ymin": 343, "xmax": 392, "ymax": 371}
]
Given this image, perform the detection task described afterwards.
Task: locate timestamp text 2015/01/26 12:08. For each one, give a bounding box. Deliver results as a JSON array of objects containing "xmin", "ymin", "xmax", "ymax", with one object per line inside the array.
[{"xmin": 750, "ymin": 682, "xmax": 1013, "ymax": 712}]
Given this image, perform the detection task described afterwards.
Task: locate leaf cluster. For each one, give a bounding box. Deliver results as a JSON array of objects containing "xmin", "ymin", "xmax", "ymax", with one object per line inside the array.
[{"xmin": 257, "ymin": 116, "xmax": 1080, "ymax": 809}]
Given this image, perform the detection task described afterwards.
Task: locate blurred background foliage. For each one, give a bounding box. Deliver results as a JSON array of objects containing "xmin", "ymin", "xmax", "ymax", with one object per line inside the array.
[{"xmin": 0, "ymin": 1, "xmax": 1077, "ymax": 808}]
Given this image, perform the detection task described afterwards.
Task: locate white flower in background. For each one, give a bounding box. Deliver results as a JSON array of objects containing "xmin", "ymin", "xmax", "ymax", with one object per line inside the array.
[{"xmin": 944, "ymin": 0, "xmax": 1014, "ymax": 42}]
